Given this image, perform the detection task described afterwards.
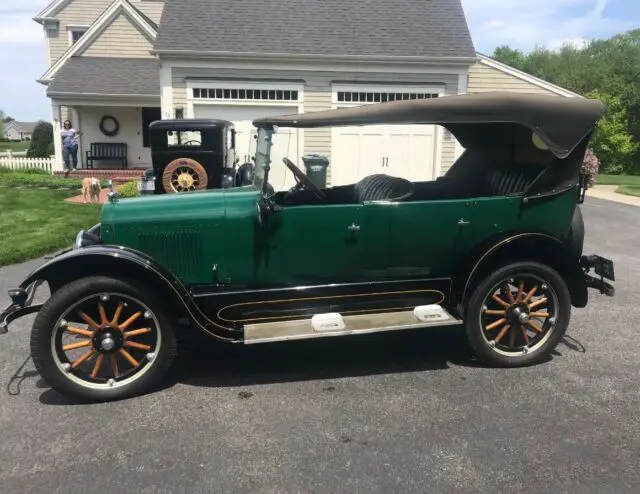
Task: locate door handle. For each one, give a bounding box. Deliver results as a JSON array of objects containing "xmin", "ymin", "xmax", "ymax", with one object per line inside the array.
[
  {"xmin": 458, "ymin": 218, "xmax": 470, "ymax": 226},
  {"xmin": 348, "ymin": 222, "xmax": 361, "ymax": 232}
]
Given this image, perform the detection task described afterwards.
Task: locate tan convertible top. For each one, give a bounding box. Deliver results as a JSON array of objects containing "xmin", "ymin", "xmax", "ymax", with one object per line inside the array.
[{"xmin": 253, "ymin": 92, "xmax": 606, "ymax": 159}]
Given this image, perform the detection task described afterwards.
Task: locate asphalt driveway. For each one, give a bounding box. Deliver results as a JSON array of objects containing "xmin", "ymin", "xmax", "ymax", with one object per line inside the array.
[{"xmin": 0, "ymin": 197, "xmax": 638, "ymax": 493}]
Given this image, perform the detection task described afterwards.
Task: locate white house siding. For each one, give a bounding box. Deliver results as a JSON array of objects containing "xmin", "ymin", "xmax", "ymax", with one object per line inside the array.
[
  {"xmin": 171, "ymin": 67, "xmax": 459, "ymax": 182},
  {"xmin": 46, "ymin": 0, "xmax": 164, "ymax": 65},
  {"xmin": 467, "ymin": 61, "xmax": 561, "ymax": 95},
  {"xmin": 75, "ymin": 106, "xmax": 153, "ymax": 168},
  {"xmin": 3, "ymin": 124, "xmax": 23, "ymax": 141},
  {"xmin": 81, "ymin": 13, "xmax": 154, "ymax": 58}
]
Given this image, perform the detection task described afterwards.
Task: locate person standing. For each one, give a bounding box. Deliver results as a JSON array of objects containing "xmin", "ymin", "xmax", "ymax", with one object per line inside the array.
[{"xmin": 61, "ymin": 120, "xmax": 80, "ymax": 175}]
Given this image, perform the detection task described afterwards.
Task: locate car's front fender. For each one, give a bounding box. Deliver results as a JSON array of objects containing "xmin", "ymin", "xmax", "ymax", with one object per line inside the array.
[{"xmin": 2, "ymin": 245, "xmax": 240, "ymax": 342}]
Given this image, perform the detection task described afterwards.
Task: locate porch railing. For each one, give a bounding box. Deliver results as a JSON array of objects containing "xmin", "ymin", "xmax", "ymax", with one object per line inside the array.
[{"xmin": 0, "ymin": 151, "xmax": 55, "ymax": 174}]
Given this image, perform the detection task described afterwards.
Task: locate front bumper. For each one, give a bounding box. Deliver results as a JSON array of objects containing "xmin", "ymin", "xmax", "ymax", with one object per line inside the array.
[
  {"xmin": 0, "ymin": 280, "xmax": 45, "ymax": 334},
  {"xmin": 580, "ymin": 254, "xmax": 615, "ymax": 297}
]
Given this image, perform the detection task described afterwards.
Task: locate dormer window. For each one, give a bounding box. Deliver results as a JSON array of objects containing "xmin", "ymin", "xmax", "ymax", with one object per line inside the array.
[{"xmin": 67, "ymin": 26, "xmax": 89, "ymax": 46}]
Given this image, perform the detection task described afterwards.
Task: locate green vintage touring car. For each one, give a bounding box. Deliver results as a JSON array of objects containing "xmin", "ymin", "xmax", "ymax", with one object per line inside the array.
[{"xmin": 1, "ymin": 92, "xmax": 615, "ymax": 402}]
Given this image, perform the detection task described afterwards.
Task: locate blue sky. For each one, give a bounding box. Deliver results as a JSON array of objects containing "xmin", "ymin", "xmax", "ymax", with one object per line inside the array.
[{"xmin": 0, "ymin": 0, "xmax": 638, "ymax": 122}]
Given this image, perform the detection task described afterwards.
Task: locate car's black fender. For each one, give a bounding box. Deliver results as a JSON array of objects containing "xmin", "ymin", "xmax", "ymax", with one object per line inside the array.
[
  {"xmin": 455, "ymin": 232, "xmax": 588, "ymax": 311},
  {"xmin": 16, "ymin": 245, "xmax": 240, "ymax": 342}
]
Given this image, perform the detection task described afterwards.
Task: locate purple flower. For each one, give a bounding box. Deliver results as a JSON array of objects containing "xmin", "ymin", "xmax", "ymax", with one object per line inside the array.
[{"xmin": 581, "ymin": 148, "xmax": 600, "ymax": 188}]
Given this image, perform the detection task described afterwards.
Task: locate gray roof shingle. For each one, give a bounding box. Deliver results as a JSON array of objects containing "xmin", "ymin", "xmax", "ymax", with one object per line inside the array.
[
  {"xmin": 153, "ymin": 0, "xmax": 475, "ymax": 59},
  {"xmin": 47, "ymin": 57, "xmax": 160, "ymax": 97}
]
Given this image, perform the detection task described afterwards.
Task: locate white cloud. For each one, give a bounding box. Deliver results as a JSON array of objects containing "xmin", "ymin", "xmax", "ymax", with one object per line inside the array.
[
  {"xmin": 0, "ymin": 2, "xmax": 52, "ymax": 120},
  {"xmin": 462, "ymin": 0, "xmax": 636, "ymax": 53}
]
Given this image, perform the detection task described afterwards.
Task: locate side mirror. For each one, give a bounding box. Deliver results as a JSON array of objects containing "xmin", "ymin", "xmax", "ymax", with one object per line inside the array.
[{"xmin": 230, "ymin": 128, "xmax": 236, "ymax": 150}]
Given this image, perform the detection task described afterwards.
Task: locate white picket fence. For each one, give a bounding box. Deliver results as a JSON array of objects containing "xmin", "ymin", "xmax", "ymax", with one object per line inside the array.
[{"xmin": 0, "ymin": 151, "xmax": 55, "ymax": 173}]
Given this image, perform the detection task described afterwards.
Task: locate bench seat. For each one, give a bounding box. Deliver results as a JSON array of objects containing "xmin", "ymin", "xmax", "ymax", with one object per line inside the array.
[{"xmin": 85, "ymin": 142, "xmax": 127, "ymax": 169}]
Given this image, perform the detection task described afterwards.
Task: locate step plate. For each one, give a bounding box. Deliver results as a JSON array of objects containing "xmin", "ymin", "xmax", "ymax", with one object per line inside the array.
[{"xmin": 244, "ymin": 309, "xmax": 461, "ymax": 344}]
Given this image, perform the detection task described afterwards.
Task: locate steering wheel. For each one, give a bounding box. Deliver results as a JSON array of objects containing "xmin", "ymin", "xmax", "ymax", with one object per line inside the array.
[
  {"xmin": 182, "ymin": 140, "xmax": 201, "ymax": 146},
  {"xmin": 282, "ymin": 158, "xmax": 326, "ymax": 200}
]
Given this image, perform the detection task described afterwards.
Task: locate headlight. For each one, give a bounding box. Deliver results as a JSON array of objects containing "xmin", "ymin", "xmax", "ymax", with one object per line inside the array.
[{"xmin": 74, "ymin": 223, "xmax": 102, "ymax": 249}]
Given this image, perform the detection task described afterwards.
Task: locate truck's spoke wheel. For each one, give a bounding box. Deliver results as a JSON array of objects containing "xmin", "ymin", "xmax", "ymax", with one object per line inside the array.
[
  {"xmin": 465, "ymin": 262, "xmax": 570, "ymax": 367},
  {"xmin": 479, "ymin": 275, "xmax": 558, "ymax": 357},
  {"xmin": 51, "ymin": 293, "xmax": 161, "ymax": 389}
]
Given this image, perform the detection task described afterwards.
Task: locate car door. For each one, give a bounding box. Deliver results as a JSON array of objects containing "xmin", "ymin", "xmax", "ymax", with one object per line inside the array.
[
  {"xmin": 255, "ymin": 203, "xmax": 364, "ymax": 286},
  {"xmin": 363, "ymin": 198, "xmax": 471, "ymax": 279}
]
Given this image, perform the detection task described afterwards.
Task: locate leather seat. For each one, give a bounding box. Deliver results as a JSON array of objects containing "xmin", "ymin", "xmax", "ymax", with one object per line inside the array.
[{"xmin": 354, "ymin": 174, "xmax": 414, "ymax": 202}]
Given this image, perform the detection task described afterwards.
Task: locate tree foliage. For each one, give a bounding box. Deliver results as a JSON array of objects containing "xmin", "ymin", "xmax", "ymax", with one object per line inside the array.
[
  {"xmin": 492, "ymin": 29, "xmax": 640, "ymax": 174},
  {"xmin": 26, "ymin": 121, "xmax": 55, "ymax": 158}
]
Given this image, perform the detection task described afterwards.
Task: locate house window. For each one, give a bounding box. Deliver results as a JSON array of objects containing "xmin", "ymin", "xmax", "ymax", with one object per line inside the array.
[
  {"xmin": 336, "ymin": 91, "xmax": 440, "ymax": 103},
  {"xmin": 68, "ymin": 27, "xmax": 88, "ymax": 46},
  {"xmin": 167, "ymin": 130, "xmax": 202, "ymax": 148},
  {"xmin": 192, "ymin": 87, "xmax": 299, "ymax": 102}
]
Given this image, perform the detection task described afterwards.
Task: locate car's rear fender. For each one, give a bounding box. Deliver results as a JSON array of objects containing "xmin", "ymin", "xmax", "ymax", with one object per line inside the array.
[
  {"xmin": 17, "ymin": 245, "xmax": 240, "ymax": 342},
  {"xmin": 455, "ymin": 232, "xmax": 588, "ymax": 311}
]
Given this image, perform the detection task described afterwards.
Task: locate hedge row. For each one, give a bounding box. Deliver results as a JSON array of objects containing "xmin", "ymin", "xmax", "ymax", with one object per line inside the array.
[{"xmin": 0, "ymin": 168, "xmax": 109, "ymax": 189}]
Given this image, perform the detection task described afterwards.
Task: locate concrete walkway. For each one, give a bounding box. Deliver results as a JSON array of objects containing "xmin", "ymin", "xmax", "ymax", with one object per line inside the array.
[{"xmin": 587, "ymin": 184, "xmax": 640, "ymax": 207}]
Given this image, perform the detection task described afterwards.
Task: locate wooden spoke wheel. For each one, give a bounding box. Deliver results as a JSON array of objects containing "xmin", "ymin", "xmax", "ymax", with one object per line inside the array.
[
  {"xmin": 162, "ymin": 158, "xmax": 208, "ymax": 194},
  {"xmin": 465, "ymin": 262, "xmax": 570, "ymax": 367},
  {"xmin": 30, "ymin": 276, "xmax": 176, "ymax": 402}
]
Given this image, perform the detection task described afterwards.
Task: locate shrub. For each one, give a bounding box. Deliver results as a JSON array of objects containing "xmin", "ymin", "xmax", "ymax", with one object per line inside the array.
[
  {"xmin": 581, "ymin": 148, "xmax": 600, "ymax": 188},
  {"xmin": 117, "ymin": 180, "xmax": 140, "ymax": 198},
  {"xmin": 0, "ymin": 170, "xmax": 109, "ymax": 189},
  {"xmin": 26, "ymin": 121, "xmax": 54, "ymax": 159}
]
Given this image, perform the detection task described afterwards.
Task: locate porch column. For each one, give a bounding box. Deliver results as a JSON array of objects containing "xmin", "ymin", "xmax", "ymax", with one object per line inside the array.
[
  {"xmin": 71, "ymin": 107, "xmax": 83, "ymax": 168},
  {"xmin": 51, "ymin": 102, "xmax": 64, "ymax": 172}
]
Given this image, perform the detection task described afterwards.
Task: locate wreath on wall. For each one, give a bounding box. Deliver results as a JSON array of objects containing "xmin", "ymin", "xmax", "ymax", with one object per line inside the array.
[{"xmin": 99, "ymin": 115, "xmax": 120, "ymax": 137}]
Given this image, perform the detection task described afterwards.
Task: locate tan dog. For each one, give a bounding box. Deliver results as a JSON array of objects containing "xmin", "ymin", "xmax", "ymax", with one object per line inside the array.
[{"xmin": 82, "ymin": 177, "xmax": 102, "ymax": 204}]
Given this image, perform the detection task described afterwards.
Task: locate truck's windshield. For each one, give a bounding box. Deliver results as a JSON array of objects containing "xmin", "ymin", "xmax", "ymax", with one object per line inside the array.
[{"xmin": 252, "ymin": 127, "xmax": 273, "ymax": 195}]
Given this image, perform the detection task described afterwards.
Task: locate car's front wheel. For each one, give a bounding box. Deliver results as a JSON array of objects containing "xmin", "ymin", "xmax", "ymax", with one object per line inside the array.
[
  {"xmin": 465, "ymin": 261, "xmax": 571, "ymax": 367},
  {"xmin": 31, "ymin": 276, "xmax": 177, "ymax": 402}
]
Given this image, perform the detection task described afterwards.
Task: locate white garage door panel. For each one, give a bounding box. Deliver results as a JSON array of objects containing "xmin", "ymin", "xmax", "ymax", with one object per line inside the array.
[
  {"xmin": 331, "ymin": 124, "xmax": 437, "ymax": 186},
  {"xmin": 194, "ymin": 104, "xmax": 300, "ymax": 191}
]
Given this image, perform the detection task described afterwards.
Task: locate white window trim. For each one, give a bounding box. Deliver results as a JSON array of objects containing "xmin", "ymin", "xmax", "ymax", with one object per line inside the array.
[
  {"xmin": 67, "ymin": 25, "xmax": 89, "ymax": 46},
  {"xmin": 186, "ymin": 81, "xmax": 305, "ymax": 118},
  {"xmin": 331, "ymin": 83, "xmax": 445, "ymax": 107}
]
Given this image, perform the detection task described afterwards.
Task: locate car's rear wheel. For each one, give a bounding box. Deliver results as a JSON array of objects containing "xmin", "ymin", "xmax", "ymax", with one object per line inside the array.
[
  {"xmin": 31, "ymin": 276, "xmax": 177, "ymax": 402},
  {"xmin": 465, "ymin": 261, "xmax": 571, "ymax": 367}
]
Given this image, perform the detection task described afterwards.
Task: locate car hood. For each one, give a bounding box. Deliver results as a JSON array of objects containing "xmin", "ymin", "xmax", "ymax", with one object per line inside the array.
[{"xmin": 100, "ymin": 186, "xmax": 261, "ymax": 245}]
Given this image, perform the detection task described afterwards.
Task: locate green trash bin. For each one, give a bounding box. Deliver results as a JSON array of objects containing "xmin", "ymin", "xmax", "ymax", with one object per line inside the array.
[{"xmin": 301, "ymin": 154, "xmax": 329, "ymax": 189}]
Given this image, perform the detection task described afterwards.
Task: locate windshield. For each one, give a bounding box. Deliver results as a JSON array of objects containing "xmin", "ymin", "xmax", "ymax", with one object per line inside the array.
[{"xmin": 252, "ymin": 127, "xmax": 273, "ymax": 195}]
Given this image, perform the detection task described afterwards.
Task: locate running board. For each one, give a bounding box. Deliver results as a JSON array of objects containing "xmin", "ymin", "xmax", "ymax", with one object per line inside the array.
[{"xmin": 243, "ymin": 305, "xmax": 462, "ymax": 344}]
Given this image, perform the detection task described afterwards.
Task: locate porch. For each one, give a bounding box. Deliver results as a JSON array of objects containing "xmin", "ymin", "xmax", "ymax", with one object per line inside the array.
[{"xmin": 47, "ymin": 57, "xmax": 161, "ymax": 173}]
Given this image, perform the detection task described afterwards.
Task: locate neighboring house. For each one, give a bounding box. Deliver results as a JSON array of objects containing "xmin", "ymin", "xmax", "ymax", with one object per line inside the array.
[
  {"xmin": 34, "ymin": 0, "xmax": 582, "ymax": 185},
  {"xmin": 3, "ymin": 121, "xmax": 38, "ymax": 141}
]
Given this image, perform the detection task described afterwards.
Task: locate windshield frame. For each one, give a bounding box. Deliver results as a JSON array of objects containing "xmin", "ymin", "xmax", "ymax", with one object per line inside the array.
[{"xmin": 252, "ymin": 126, "xmax": 275, "ymax": 196}]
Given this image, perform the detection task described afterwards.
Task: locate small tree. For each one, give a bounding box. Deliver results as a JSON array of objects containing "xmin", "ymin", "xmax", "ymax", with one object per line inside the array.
[
  {"xmin": 581, "ymin": 148, "xmax": 600, "ymax": 188},
  {"xmin": 26, "ymin": 121, "xmax": 54, "ymax": 158},
  {"xmin": 586, "ymin": 90, "xmax": 638, "ymax": 174}
]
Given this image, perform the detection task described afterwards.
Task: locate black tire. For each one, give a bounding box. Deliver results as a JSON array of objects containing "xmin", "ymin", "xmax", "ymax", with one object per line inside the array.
[
  {"xmin": 465, "ymin": 261, "xmax": 571, "ymax": 367},
  {"xmin": 30, "ymin": 276, "xmax": 177, "ymax": 402}
]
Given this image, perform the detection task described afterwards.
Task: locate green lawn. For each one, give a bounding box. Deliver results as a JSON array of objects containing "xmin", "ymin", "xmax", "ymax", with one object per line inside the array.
[
  {"xmin": 0, "ymin": 188, "xmax": 101, "ymax": 267},
  {"xmin": 615, "ymin": 186, "xmax": 640, "ymax": 197},
  {"xmin": 0, "ymin": 141, "xmax": 30, "ymax": 153},
  {"xmin": 595, "ymin": 174, "xmax": 640, "ymax": 197},
  {"xmin": 596, "ymin": 174, "xmax": 640, "ymax": 186}
]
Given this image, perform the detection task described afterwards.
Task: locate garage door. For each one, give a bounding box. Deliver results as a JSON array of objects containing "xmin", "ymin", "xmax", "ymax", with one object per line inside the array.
[
  {"xmin": 194, "ymin": 104, "xmax": 300, "ymax": 192},
  {"xmin": 331, "ymin": 88, "xmax": 441, "ymax": 186}
]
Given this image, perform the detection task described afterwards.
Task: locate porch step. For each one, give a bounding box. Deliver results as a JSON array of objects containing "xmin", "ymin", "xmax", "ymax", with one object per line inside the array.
[{"xmin": 243, "ymin": 305, "xmax": 462, "ymax": 344}]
